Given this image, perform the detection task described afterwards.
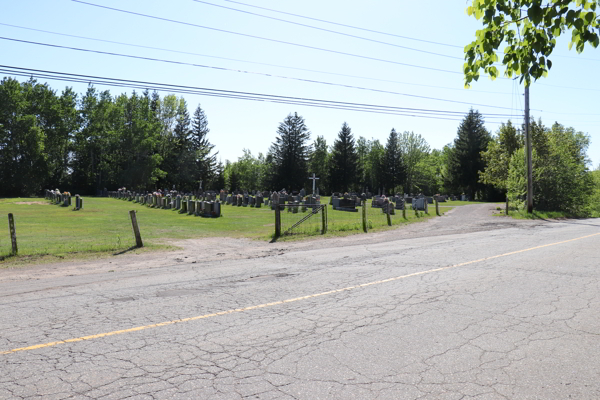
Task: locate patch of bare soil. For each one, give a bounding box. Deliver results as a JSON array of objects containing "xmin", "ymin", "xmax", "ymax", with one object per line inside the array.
[{"xmin": 0, "ymin": 204, "xmax": 544, "ymax": 282}]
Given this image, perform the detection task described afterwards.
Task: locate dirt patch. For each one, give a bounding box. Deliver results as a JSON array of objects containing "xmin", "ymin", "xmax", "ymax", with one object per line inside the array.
[{"xmin": 14, "ymin": 201, "xmax": 49, "ymax": 205}]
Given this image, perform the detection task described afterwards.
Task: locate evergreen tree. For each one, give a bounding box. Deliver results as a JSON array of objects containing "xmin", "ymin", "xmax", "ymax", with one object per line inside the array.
[
  {"xmin": 169, "ymin": 98, "xmax": 196, "ymax": 191},
  {"xmin": 214, "ymin": 161, "xmax": 226, "ymax": 190},
  {"xmin": 269, "ymin": 112, "xmax": 311, "ymax": 191},
  {"xmin": 447, "ymin": 110, "xmax": 491, "ymax": 199},
  {"xmin": 309, "ymin": 136, "xmax": 329, "ymax": 194},
  {"xmin": 228, "ymin": 169, "xmax": 240, "ymax": 192},
  {"xmin": 381, "ymin": 129, "xmax": 405, "ymax": 194},
  {"xmin": 191, "ymin": 104, "xmax": 217, "ymax": 189},
  {"xmin": 329, "ymin": 122, "xmax": 359, "ymax": 193}
]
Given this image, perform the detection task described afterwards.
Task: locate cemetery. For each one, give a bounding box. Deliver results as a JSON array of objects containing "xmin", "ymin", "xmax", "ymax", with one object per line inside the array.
[{"xmin": 0, "ymin": 186, "xmax": 482, "ymax": 262}]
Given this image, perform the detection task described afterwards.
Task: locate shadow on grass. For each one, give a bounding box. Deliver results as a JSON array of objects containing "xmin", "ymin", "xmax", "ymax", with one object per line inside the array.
[
  {"xmin": 0, "ymin": 253, "xmax": 17, "ymax": 262},
  {"xmin": 112, "ymin": 246, "xmax": 141, "ymax": 256}
]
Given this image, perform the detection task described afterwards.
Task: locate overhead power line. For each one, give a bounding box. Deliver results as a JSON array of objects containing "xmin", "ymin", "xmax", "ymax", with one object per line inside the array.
[
  {"xmin": 0, "ymin": 22, "xmax": 513, "ymax": 96},
  {"xmin": 0, "ymin": 65, "xmax": 520, "ymax": 122},
  {"xmin": 190, "ymin": 0, "xmax": 463, "ymax": 60},
  {"xmin": 70, "ymin": 0, "xmax": 463, "ymax": 75},
  {"xmin": 0, "ymin": 36, "xmax": 520, "ymax": 112},
  {"xmin": 218, "ymin": 0, "xmax": 463, "ymax": 49}
]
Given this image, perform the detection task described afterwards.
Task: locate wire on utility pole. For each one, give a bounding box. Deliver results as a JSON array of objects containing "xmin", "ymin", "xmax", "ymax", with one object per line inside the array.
[{"xmin": 525, "ymin": 85, "xmax": 533, "ymax": 214}]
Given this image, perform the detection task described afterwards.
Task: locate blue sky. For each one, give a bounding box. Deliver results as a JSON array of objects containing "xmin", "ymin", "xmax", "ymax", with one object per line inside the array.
[{"xmin": 2, "ymin": 0, "xmax": 599, "ymax": 168}]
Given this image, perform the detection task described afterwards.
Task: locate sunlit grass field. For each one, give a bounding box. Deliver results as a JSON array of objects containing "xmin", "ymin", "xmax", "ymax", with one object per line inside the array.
[{"xmin": 0, "ymin": 196, "xmax": 479, "ymax": 264}]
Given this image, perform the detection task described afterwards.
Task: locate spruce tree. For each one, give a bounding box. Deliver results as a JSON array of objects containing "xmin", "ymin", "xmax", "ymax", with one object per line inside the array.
[
  {"xmin": 382, "ymin": 129, "xmax": 405, "ymax": 194},
  {"xmin": 191, "ymin": 104, "xmax": 217, "ymax": 189},
  {"xmin": 269, "ymin": 112, "xmax": 311, "ymax": 191},
  {"xmin": 447, "ymin": 109, "xmax": 491, "ymax": 199},
  {"xmin": 329, "ymin": 122, "xmax": 359, "ymax": 193}
]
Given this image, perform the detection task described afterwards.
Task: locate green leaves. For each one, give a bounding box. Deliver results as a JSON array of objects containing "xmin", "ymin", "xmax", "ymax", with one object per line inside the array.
[{"xmin": 464, "ymin": 0, "xmax": 600, "ymax": 86}]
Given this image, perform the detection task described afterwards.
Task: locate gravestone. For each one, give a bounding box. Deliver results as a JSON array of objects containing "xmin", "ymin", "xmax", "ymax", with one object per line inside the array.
[
  {"xmin": 395, "ymin": 199, "xmax": 405, "ymax": 210},
  {"xmin": 412, "ymin": 198, "xmax": 428, "ymax": 211},
  {"xmin": 382, "ymin": 201, "xmax": 395, "ymax": 215}
]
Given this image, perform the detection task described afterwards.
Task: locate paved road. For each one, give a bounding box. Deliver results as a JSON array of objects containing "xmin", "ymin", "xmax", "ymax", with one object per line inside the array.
[{"xmin": 1, "ymin": 205, "xmax": 600, "ymax": 399}]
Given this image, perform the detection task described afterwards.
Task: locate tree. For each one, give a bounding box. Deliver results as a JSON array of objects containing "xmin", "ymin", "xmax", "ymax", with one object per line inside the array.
[
  {"xmin": 269, "ymin": 112, "xmax": 311, "ymax": 191},
  {"xmin": 506, "ymin": 121, "xmax": 594, "ymax": 214},
  {"xmin": 480, "ymin": 121, "xmax": 524, "ymax": 190},
  {"xmin": 0, "ymin": 78, "xmax": 50, "ymax": 197},
  {"xmin": 381, "ymin": 129, "xmax": 405, "ymax": 195},
  {"xmin": 309, "ymin": 135, "xmax": 329, "ymax": 194},
  {"xmin": 214, "ymin": 161, "xmax": 226, "ymax": 190},
  {"xmin": 398, "ymin": 131, "xmax": 430, "ymax": 194},
  {"xmin": 464, "ymin": 0, "xmax": 599, "ymax": 86},
  {"xmin": 447, "ymin": 110, "xmax": 491, "ymax": 199},
  {"xmin": 365, "ymin": 139, "xmax": 385, "ymax": 193},
  {"xmin": 191, "ymin": 104, "xmax": 217, "ymax": 189},
  {"xmin": 329, "ymin": 122, "xmax": 359, "ymax": 193},
  {"xmin": 414, "ymin": 149, "xmax": 444, "ymax": 195}
]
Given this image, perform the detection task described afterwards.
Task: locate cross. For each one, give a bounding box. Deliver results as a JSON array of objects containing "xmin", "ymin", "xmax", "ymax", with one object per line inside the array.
[{"xmin": 308, "ymin": 173, "xmax": 319, "ymax": 195}]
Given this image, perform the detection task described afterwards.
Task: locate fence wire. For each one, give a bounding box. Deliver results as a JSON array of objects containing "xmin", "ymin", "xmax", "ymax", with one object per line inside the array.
[
  {"xmin": 326, "ymin": 201, "xmax": 363, "ymax": 233},
  {"xmin": 279, "ymin": 204, "xmax": 324, "ymax": 236}
]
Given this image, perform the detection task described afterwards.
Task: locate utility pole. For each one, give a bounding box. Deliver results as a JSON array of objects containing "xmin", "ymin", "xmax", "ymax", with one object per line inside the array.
[{"xmin": 524, "ymin": 85, "xmax": 533, "ymax": 214}]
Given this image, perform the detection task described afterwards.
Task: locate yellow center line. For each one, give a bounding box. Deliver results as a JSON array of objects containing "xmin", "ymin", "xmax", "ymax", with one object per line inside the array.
[{"xmin": 2, "ymin": 232, "xmax": 599, "ymax": 355}]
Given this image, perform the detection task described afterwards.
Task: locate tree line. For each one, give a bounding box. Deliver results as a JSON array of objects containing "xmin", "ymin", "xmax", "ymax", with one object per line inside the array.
[
  {"xmin": 0, "ymin": 77, "xmax": 221, "ymax": 197},
  {"xmin": 1, "ymin": 77, "xmax": 597, "ymax": 215}
]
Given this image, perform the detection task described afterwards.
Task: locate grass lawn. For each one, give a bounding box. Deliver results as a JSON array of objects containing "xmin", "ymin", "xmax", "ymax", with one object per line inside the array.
[{"xmin": 0, "ymin": 196, "xmax": 483, "ymax": 265}]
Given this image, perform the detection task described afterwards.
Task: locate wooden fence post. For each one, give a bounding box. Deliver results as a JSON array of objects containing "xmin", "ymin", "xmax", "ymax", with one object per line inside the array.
[
  {"xmin": 321, "ymin": 205, "xmax": 327, "ymax": 234},
  {"xmin": 129, "ymin": 210, "xmax": 143, "ymax": 248},
  {"xmin": 435, "ymin": 197, "xmax": 440, "ymax": 216},
  {"xmin": 8, "ymin": 213, "xmax": 17, "ymax": 255},
  {"xmin": 506, "ymin": 196, "xmax": 509, "ymax": 216},
  {"xmin": 362, "ymin": 200, "xmax": 368, "ymax": 233},
  {"xmin": 275, "ymin": 204, "xmax": 281, "ymax": 238},
  {"xmin": 386, "ymin": 201, "xmax": 392, "ymax": 226}
]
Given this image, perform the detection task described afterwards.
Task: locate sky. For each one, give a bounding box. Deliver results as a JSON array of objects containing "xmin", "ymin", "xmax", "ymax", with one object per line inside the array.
[{"xmin": 2, "ymin": 0, "xmax": 599, "ymax": 169}]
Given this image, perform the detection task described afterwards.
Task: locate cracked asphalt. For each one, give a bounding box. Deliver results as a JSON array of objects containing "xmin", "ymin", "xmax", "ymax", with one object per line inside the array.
[{"xmin": 1, "ymin": 204, "xmax": 600, "ymax": 399}]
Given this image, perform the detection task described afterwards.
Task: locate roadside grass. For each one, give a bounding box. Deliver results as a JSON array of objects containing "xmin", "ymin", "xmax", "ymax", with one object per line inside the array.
[
  {"xmin": 0, "ymin": 196, "xmax": 485, "ymax": 264},
  {"xmin": 507, "ymin": 209, "xmax": 572, "ymax": 219}
]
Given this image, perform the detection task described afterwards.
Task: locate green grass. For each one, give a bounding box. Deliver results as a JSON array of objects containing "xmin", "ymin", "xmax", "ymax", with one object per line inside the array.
[
  {"xmin": 0, "ymin": 196, "xmax": 456, "ymax": 265},
  {"xmin": 507, "ymin": 209, "xmax": 571, "ymax": 219}
]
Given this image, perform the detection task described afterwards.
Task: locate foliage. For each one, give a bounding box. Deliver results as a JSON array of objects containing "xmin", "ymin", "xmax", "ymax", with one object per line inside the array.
[
  {"xmin": 1, "ymin": 77, "xmax": 221, "ymax": 195},
  {"xmin": 480, "ymin": 121, "xmax": 524, "ymax": 190},
  {"xmin": 269, "ymin": 112, "xmax": 311, "ymax": 191},
  {"xmin": 588, "ymin": 169, "xmax": 600, "ymax": 217},
  {"xmin": 0, "ymin": 78, "xmax": 49, "ymax": 197},
  {"xmin": 224, "ymin": 149, "xmax": 266, "ymax": 191},
  {"xmin": 381, "ymin": 129, "xmax": 406, "ymax": 195},
  {"xmin": 447, "ymin": 110, "xmax": 491, "ymax": 199},
  {"xmin": 398, "ymin": 131, "xmax": 430, "ymax": 193},
  {"xmin": 506, "ymin": 121, "xmax": 594, "ymax": 215},
  {"xmin": 414, "ymin": 149, "xmax": 444, "ymax": 195},
  {"xmin": 191, "ymin": 104, "xmax": 218, "ymax": 190},
  {"xmin": 309, "ymin": 135, "xmax": 330, "ymax": 194},
  {"xmin": 329, "ymin": 122, "xmax": 360, "ymax": 193},
  {"xmin": 464, "ymin": 0, "xmax": 600, "ymax": 86}
]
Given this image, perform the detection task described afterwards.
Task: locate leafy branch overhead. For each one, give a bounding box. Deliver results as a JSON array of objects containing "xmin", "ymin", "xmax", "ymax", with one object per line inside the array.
[{"xmin": 464, "ymin": 0, "xmax": 599, "ymax": 87}]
